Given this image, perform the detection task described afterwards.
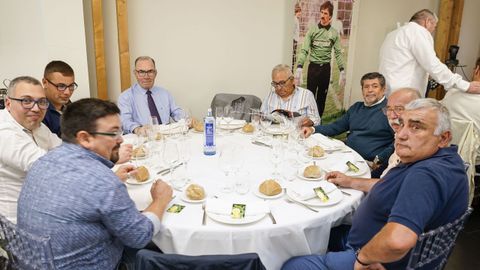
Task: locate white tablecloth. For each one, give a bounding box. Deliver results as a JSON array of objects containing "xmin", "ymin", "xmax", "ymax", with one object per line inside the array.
[{"xmin": 124, "ymin": 131, "xmax": 369, "ymax": 270}]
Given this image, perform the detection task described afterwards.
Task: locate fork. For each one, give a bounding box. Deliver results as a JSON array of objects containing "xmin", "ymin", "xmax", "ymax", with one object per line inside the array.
[
  {"xmin": 284, "ymin": 197, "xmax": 319, "ymax": 213},
  {"xmin": 201, "ymin": 203, "xmax": 207, "ymax": 225}
]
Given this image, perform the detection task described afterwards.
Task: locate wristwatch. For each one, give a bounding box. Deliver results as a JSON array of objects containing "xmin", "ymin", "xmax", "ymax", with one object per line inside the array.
[
  {"xmin": 355, "ymin": 249, "xmax": 370, "ymax": 267},
  {"xmin": 373, "ymin": 155, "xmax": 381, "ymax": 166}
]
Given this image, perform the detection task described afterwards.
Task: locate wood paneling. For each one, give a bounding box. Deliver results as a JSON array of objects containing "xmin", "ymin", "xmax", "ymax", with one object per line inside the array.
[
  {"xmin": 91, "ymin": 0, "xmax": 108, "ymax": 100},
  {"xmin": 116, "ymin": 0, "xmax": 131, "ymax": 92}
]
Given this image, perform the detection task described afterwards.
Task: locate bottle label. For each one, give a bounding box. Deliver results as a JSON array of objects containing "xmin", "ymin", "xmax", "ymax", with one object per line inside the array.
[{"xmin": 205, "ymin": 122, "xmax": 214, "ymax": 146}]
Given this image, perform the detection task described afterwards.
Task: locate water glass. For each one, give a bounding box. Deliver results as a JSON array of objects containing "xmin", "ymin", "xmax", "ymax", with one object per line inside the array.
[{"xmin": 235, "ymin": 171, "xmax": 251, "ymax": 195}]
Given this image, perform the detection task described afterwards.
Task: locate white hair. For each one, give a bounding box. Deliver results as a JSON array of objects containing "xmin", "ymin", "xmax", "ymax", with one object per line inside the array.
[{"xmin": 404, "ymin": 98, "xmax": 451, "ymax": 135}]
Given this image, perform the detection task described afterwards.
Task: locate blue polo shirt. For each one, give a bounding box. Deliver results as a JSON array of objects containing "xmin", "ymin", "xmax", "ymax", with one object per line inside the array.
[{"xmin": 348, "ymin": 146, "xmax": 468, "ymax": 270}]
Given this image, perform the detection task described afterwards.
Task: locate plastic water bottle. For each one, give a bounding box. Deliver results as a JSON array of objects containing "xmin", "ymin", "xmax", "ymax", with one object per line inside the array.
[{"xmin": 203, "ymin": 108, "xmax": 216, "ymax": 155}]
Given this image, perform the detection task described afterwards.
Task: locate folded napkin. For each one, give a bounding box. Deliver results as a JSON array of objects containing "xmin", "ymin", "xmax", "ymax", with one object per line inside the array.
[
  {"xmin": 323, "ymin": 154, "xmax": 360, "ymax": 173},
  {"xmin": 206, "ymin": 198, "xmax": 268, "ymax": 216},
  {"xmin": 309, "ymin": 133, "xmax": 345, "ymax": 150},
  {"xmin": 288, "ymin": 181, "xmax": 338, "ymax": 201},
  {"xmin": 158, "ymin": 119, "xmax": 185, "ymax": 131},
  {"xmin": 217, "ymin": 119, "xmax": 246, "ymax": 126}
]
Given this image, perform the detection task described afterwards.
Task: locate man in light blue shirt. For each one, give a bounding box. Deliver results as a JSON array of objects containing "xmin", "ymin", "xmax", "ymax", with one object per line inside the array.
[
  {"xmin": 17, "ymin": 98, "xmax": 173, "ymax": 270},
  {"xmin": 118, "ymin": 56, "xmax": 184, "ymax": 134}
]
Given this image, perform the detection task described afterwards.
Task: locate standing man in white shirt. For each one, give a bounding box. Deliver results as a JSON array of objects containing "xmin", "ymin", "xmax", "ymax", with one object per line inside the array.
[
  {"xmin": 118, "ymin": 56, "xmax": 184, "ymax": 134},
  {"xmin": 379, "ymin": 9, "xmax": 480, "ymax": 96},
  {"xmin": 0, "ymin": 76, "xmax": 61, "ymax": 223}
]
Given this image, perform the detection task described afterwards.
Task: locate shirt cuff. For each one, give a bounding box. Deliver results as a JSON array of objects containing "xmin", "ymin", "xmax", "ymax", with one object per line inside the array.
[
  {"xmin": 456, "ymin": 80, "xmax": 470, "ymax": 92},
  {"xmin": 142, "ymin": 211, "xmax": 163, "ymax": 235}
]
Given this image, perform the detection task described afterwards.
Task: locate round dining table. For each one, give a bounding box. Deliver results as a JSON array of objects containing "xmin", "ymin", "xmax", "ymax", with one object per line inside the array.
[{"xmin": 123, "ymin": 126, "xmax": 370, "ymax": 270}]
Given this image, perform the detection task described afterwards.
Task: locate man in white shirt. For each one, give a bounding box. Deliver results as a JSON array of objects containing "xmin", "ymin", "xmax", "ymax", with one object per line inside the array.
[
  {"xmin": 0, "ymin": 76, "xmax": 61, "ymax": 223},
  {"xmin": 379, "ymin": 9, "xmax": 480, "ymax": 96},
  {"xmin": 261, "ymin": 64, "xmax": 321, "ymax": 125}
]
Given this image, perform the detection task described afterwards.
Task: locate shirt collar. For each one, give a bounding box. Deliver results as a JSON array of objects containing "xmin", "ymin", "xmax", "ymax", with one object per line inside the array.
[
  {"xmin": 63, "ymin": 142, "xmax": 115, "ymax": 169},
  {"xmin": 1, "ymin": 108, "xmax": 40, "ymax": 132},
  {"xmin": 364, "ymin": 95, "xmax": 386, "ymax": 107},
  {"xmin": 318, "ymin": 23, "xmax": 331, "ymax": 30}
]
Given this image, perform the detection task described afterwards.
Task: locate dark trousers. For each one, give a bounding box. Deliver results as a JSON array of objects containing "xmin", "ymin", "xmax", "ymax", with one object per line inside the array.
[
  {"xmin": 292, "ymin": 40, "xmax": 298, "ymax": 69},
  {"xmin": 307, "ymin": 62, "xmax": 331, "ymax": 117}
]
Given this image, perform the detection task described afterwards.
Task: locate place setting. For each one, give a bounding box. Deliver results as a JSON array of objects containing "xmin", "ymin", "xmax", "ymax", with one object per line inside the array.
[
  {"xmin": 285, "ymin": 180, "xmax": 344, "ymax": 207},
  {"xmin": 204, "ymin": 198, "xmax": 270, "ymax": 225}
]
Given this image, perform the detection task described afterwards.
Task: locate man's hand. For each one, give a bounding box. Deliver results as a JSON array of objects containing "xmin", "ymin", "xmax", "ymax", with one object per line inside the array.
[
  {"xmin": 301, "ymin": 126, "xmax": 314, "ymax": 138},
  {"xmin": 326, "ymin": 171, "xmax": 353, "ymax": 188},
  {"xmin": 134, "ymin": 126, "xmax": 148, "ymax": 136},
  {"xmin": 116, "ymin": 143, "xmax": 133, "ymax": 164},
  {"xmin": 115, "ymin": 164, "xmax": 136, "ymax": 182},
  {"xmin": 295, "ymin": 67, "xmax": 303, "ymax": 85},
  {"xmin": 466, "ymin": 81, "xmax": 480, "ymax": 94},
  {"xmin": 354, "ymin": 261, "xmax": 386, "ymax": 270},
  {"xmin": 339, "ymin": 70, "xmax": 346, "ymax": 88},
  {"xmin": 150, "ymin": 179, "xmax": 173, "ymax": 206},
  {"xmin": 300, "ymin": 117, "xmax": 314, "ymax": 127}
]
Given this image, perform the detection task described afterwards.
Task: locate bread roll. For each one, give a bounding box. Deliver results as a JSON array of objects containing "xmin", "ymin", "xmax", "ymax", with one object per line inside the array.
[
  {"xmin": 132, "ymin": 146, "xmax": 146, "ymax": 158},
  {"xmin": 259, "ymin": 179, "xmax": 282, "ymax": 196},
  {"xmin": 135, "ymin": 166, "xmax": 150, "ymax": 182},
  {"xmin": 155, "ymin": 132, "xmax": 162, "ymax": 141},
  {"xmin": 308, "ymin": 146, "xmax": 325, "ymax": 158},
  {"xmin": 303, "ymin": 165, "xmax": 322, "ymax": 178},
  {"xmin": 193, "ymin": 122, "xmax": 204, "ymax": 132},
  {"xmin": 242, "ymin": 123, "xmax": 254, "ymax": 133},
  {"xmin": 186, "ymin": 184, "xmax": 205, "ymax": 200}
]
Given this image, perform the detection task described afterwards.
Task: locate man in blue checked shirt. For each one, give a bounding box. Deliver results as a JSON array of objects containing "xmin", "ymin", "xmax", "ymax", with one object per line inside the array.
[{"xmin": 17, "ymin": 98, "xmax": 173, "ymax": 270}]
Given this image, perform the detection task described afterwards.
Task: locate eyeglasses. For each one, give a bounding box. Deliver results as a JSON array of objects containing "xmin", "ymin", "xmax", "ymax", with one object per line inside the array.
[
  {"xmin": 382, "ymin": 106, "xmax": 405, "ymax": 115},
  {"xmin": 135, "ymin": 69, "xmax": 157, "ymax": 77},
  {"xmin": 8, "ymin": 96, "xmax": 49, "ymax": 110},
  {"xmin": 45, "ymin": 78, "xmax": 78, "ymax": 91},
  {"xmin": 90, "ymin": 130, "xmax": 123, "ymax": 139},
  {"xmin": 271, "ymin": 77, "xmax": 293, "ymax": 88}
]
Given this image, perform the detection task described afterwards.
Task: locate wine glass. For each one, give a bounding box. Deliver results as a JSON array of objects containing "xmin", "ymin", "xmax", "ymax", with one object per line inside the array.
[
  {"xmin": 260, "ymin": 113, "xmax": 272, "ymax": 134},
  {"xmin": 271, "ymin": 140, "xmax": 283, "ymax": 178},
  {"xmin": 223, "ymin": 106, "xmax": 234, "ymax": 132},
  {"xmin": 215, "ymin": 106, "xmax": 225, "ymax": 136},
  {"xmin": 162, "ymin": 139, "xmax": 180, "ymax": 182},
  {"xmin": 179, "ymin": 109, "xmax": 192, "ymax": 137},
  {"xmin": 218, "ymin": 146, "xmax": 234, "ymax": 193}
]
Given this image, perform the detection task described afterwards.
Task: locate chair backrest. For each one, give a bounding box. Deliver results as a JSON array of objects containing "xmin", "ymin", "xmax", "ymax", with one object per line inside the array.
[
  {"xmin": 135, "ymin": 249, "xmax": 266, "ymax": 270},
  {"xmin": 405, "ymin": 207, "xmax": 473, "ymax": 270},
  {"xmin": 210, "ymin": 93, "xmax": 262, "ymax": 121},
  {"xmin": 0, "ymin": 214, "xmax": 55, "ymax": 270}
]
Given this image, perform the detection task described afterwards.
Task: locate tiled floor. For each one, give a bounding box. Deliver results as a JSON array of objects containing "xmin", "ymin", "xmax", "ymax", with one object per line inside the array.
[{"xmin": 445, "ymin": 205, "xmax": 480, "ymax": 269}]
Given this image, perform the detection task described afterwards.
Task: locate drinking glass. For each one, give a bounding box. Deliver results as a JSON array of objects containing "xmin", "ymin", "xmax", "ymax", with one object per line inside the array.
[
  {"xmin": 179, "ymin": 109, "xmax": 192, "ymax": 136},
  {"xmin": 215, "ymin": 106, "xmax": 225, "ymax": 136},
  {"xmin": 218, "ymin": 146, "xmax": 234, "ymax": 193},
  {"xmin": 235, "ymin": 171, "xmax": 251, "ymax": 195},
  {"xmin": 271, "ymin": 140, "xmax": 283, "ymax": 178},
  {"xmin": 223, "ymin": 106, "xmax": 234, "ymax": 132},
  {"xmin": 260, "ymin": 113, "xmax": 272, "ymax": 134},
  {"xmin": 162, "ymin": 139, "xmax": 180, "ymax": 181}
]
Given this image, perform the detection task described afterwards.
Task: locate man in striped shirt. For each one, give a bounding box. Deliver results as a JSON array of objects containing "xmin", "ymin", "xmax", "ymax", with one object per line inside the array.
[{"xmin": 261, "ymin": 64, "xmax": 320, "ymax": 125}]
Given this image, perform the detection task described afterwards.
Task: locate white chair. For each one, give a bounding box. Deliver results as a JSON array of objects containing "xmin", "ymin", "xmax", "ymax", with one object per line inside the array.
[
  {"xmin": 0, "ymin": 214, "xmax": 55, "ymax": 270},
  {"xmin": 450, "ymin": 119, "xmax": 479, "ymax": 205}
]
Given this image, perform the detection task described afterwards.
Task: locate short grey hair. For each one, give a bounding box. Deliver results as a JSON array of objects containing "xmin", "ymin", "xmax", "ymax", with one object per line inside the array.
[
  {"xmin": 410, "ymin": 9, "xmax": 438, "ymax": 24},
  {"xmin": 7, "ymin": 76, "xmax": 42, "ymax": 96},
  {"xmin": 134, "ymin": 56, "xmax": 156, "ymax": 68},
  {"xmin": 404, "ymin": 98, "xmax": 451, "ymax": 135},
  {"xmin": 272, "ymin": 64, "xmax": 293, "ymax": 78}
]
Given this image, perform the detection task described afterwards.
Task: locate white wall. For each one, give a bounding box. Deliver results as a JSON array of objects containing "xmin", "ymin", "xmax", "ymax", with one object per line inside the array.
[
  {"xmin": 457, "ymin": 0, "xmax": 480, "ymax": 79},
  {"xmin": 0, "ymin": 0, "xmax": 90, "ymax": 100},
  {"xmin": 122, "ymin": 0, "xmax": 292, "ymax": 118}
]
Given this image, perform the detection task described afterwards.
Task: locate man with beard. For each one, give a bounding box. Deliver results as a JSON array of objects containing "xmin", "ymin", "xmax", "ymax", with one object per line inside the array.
[
  {"xmin": 118, "ymin": 56, "xmax": 184, "ymax": 134},
  {"xmin": 303, "ymin": 72, "xmax": 394, "ymax": 176},
  {"xmin": 294, "ymin": 0, "xmax": 345, "ymax": 117},
  {"xmin": 17, "ymin": 98, "xmax": 173, "ymax": 270},
  {"xmin": 0, "ymin": 76, "xmax": 61, "ymax": 223},
  {"xmin": 42, "ymin": 60, "xmax": 77, "ymax": 137}
]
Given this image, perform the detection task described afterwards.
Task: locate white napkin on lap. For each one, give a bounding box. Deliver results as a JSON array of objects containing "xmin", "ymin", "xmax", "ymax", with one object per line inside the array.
[
  {"xmin": 206, "ymin": 198, "xmax": 268, "ymax": 216},
  {"xmin": 289, "ymin": 181, "xmax": 338, "ymax": 201}
]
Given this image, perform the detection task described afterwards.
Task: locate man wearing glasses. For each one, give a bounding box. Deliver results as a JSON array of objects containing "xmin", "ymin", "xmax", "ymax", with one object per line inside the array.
[
  {"xmin": 261, "ymin": 64, "xmax": 320, "ymax": 125},
  {"xmin": 118, "ymin": 56, "xmax": 184, "ymax": 134},
  {"xmin": 42, "ymin": 60, "xmax": 78, "ymax": 137},
  {"xmin": 0, "ymin": 76, "xmax": 61, "ymax": 223},
  {"xmin": 18, "ymin": 98, "xmax": 173, "ymax": 269}
]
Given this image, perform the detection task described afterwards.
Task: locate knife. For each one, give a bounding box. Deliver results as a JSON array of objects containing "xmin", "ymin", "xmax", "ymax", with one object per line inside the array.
[
  {"xmin": 268, "ymin": 211, "xmax": 277, "ymax": 224},
  {"xmin": 157, "ymin": 162, "xmax": 182, "ymax": 175},
  {"xmin": 202, "ymin": 203, "xmax": 207, "ymax": 225},
  {"xmin": 251, "ymin": 141, "xmax": 272, "ymax": 148}
]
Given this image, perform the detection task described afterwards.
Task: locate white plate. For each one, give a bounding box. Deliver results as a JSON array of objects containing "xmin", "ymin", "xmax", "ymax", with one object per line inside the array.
[
  {"xmin": 286, "ymin": 186, "xmax": 343, "ymax": 207},
  {"xmin": 158, "ymin": 125, "xmax": 188, "ymax": 135},
  {"xmin": 126, "ymin": 177, "xmax": 154, "ymax": 185},
  {"xmin": 344, "ymin": 164, "xmax": 368, "ymax": 177},
  {"xmin": 180, "ymin": 192, "xmax": 207, "ymax": 203},
  {"xmin": 131, "ymin": 154, "xmax": 148, "ymax": 160},
  {"xmin": 263, "ymin": 126, "xmax": 293, "ymax": 135},
  {"xmin": 217, "ymin": 124, "xmax": 244, "ymax": 130},
  {"xmin": 206, "ymin": 211, "xmax": 265, "ymax": 225},
  {"xmin": 253, "ymin": 187, "xmax": 284, "ymax": 199},
  {"xmin": 297, "ymin": 168, "xmax": 326, "ymax": 181},
  {"xmin": 303, "ymin": 151, "xmax": 328, "ymax": 160},
  {"xmin": 239, "ymin": 129, "xmax": 255, "ymax": 135}
]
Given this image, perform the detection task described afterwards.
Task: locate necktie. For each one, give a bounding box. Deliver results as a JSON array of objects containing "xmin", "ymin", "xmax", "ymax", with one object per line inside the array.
[{"xmin": 146, "ymin": 90, "xmax": 162, "ymax": 124}]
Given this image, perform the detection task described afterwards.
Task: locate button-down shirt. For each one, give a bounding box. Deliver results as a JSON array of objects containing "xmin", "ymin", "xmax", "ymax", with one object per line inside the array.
[
  {"xmin": 296, "ymin": 24, "xmax": 344, "ymax": 70},
  {"xmin": 42, "ymin": 102, "xmax": 66, "ymax": 137},
  {"xmin": 0, "ymin": 109, "xmax": 61, "ymax": 223},
  {"xmin": 379, "ymin": 22, "xmax": 470, "ymax": 96},
  {"xmin": 17, "ymin": 143, "xmax": 161, "ymax": 270},
  {"xmin": 260, "ymin": 86, "xmax": 321, "ymax": 125},
  {"xmin": 118, "ymin": 83, "xmax": 184, "ymax": 133}
]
